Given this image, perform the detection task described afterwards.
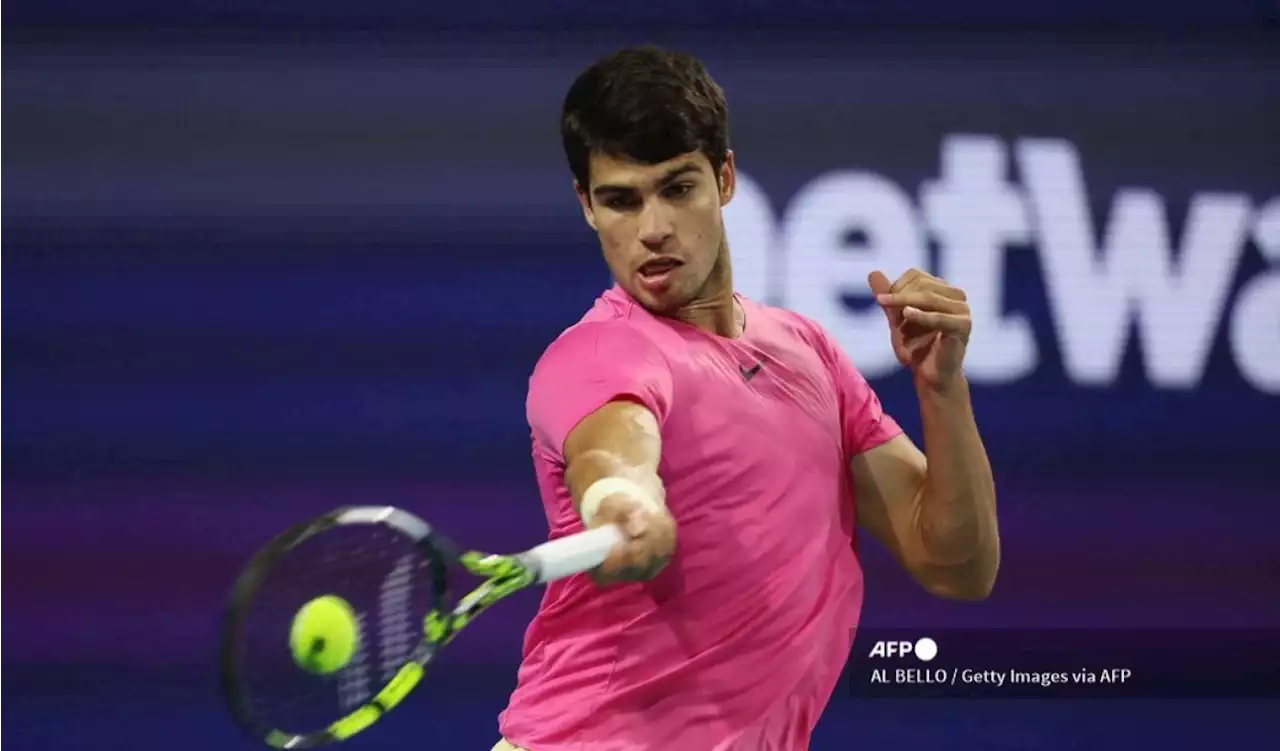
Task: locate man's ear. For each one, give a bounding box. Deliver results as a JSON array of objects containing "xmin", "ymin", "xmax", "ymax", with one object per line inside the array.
[
  {"xmin": 574, "ymin": 181, "xmax": 598, "ymax": 231},
  {"xmin": 719, "ymin": 150, "xmax": 737, "ymax": 207}
]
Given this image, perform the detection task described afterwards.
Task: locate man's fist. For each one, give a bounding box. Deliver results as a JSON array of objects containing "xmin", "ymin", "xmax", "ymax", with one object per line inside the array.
[
  {"xmin": 868, "ymin": 268, "xmax": 972, "ymax": 392},
  {"xmin": 588, "ymin": 493, "xmax": 677, "ymax": 585}
]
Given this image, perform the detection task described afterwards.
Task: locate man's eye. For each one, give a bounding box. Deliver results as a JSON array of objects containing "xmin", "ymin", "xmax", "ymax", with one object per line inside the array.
[{"xmin": 665, "ymin": 183, "xmax": 693, "ymax": 198}]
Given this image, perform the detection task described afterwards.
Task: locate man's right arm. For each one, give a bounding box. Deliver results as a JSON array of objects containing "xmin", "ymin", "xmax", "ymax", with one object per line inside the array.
[{"xmin": 562, "ymin": 399, "xmax": 677, "ymax": 585}]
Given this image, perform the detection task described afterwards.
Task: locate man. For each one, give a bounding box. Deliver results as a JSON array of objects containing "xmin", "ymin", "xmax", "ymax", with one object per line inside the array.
[{"xmin": 495, "ymin": 46, "xmax": 999, "ymax": 750}]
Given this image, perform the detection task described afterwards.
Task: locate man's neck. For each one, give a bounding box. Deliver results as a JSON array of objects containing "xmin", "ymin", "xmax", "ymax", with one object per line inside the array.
[
  {"xmin": 672, "ymin": 293, "xmax": 740, "ymax": 338},
  {"xmin": 671, "ymin": 247, "xmax": 742, "ymax": 338}
]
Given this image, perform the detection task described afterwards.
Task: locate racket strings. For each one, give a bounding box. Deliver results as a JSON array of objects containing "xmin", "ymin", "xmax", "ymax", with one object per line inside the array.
[{"xmin": 376, "ymin": 554, "xmax": 417, "ymax": 682}]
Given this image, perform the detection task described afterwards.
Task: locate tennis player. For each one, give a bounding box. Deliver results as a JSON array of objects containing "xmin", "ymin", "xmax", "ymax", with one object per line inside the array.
[{"xmin": 494, "ymin": 46, "xmax": 1000, "ymax": 750}]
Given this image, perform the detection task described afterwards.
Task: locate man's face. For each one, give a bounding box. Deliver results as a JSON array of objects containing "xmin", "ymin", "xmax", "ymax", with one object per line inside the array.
[{"xmin": 577, "ymin": 150, "xmax": 736, "ymax": 313}]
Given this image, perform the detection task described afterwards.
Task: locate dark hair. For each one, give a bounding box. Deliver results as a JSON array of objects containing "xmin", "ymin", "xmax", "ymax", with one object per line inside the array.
[{"xmin": 561, "ymin": 45, "xmax": 729, "ymax": 193}]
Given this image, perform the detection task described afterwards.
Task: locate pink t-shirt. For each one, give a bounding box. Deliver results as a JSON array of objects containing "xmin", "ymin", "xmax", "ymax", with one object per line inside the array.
[{"xmin": 499, "ymin": 286, "xmax": 902, "ymax": 750}]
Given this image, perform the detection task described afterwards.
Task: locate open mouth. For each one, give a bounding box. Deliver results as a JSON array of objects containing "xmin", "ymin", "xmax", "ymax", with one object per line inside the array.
[{"xmin": 638, "ymin": 258, "xmax": 684, "ymax": 279}]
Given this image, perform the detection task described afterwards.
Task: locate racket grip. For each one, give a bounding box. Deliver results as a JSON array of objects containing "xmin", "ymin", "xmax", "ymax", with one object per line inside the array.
[{"xmin": 524, "ymin": 525, "xmax": 624, "ymax": 583}]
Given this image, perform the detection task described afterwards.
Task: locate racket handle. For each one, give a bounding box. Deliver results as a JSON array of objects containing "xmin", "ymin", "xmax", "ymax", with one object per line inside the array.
[{"xmin": 523, "ymin": 525, "xmax": 624, "ymax": 583}]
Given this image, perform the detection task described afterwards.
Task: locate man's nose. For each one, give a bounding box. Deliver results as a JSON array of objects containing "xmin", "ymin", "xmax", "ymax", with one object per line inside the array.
[{"xmin": 637, "ymin": 202, "xmax": 675, "ymax": 249}]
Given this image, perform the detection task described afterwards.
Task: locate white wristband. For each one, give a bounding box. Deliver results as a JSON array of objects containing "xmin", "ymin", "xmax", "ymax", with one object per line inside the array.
[{"xmin": 580, "ymin": 477, "xmax": 662, "ymax": 526}]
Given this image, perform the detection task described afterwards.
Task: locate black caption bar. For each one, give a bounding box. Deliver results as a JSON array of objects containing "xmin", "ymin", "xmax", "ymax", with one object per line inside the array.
[{"xmin": 845, "ymin": 629, "xmax": 1280, "ymax": 699}]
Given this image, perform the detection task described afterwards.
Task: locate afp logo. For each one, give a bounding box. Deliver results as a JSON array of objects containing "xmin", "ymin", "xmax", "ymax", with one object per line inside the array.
[{"xmin": 868, "ymin": 637, "xmax": 939, "ymax": 662}]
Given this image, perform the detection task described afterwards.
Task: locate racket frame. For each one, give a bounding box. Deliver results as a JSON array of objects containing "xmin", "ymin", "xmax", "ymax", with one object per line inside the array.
[
  {"xmin": 220, "ymin": 506, "xmax": 455, "ymax": 749},
  {"xmin": 220, "ymin": 506, "xmax": 622, "ymax": 748}
]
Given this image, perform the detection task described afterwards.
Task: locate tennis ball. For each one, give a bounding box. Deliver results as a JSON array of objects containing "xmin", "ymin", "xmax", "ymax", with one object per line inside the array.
[{"xmin": 289, "ymin": 595, "xmax": 360, "ymax": 675}]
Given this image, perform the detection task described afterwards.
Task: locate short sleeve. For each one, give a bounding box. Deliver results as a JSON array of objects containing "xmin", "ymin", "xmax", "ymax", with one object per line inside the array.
[
  {"xmin": 812, "ymin": 323, "xmax": 903, "ymax": 458},
  {"xmin": 526, "ymin": 321, "xmax": 673, "ymax": 461}
]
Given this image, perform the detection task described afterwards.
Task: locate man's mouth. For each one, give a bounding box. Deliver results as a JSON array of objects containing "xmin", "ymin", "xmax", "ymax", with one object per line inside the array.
[{"xmin": 638, "ymin": 258, "xmax": 683, "ymax": 278}]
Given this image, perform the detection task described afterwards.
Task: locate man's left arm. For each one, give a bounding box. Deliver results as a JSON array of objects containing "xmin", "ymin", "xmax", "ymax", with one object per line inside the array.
[
  {"xmin": 851, "ymin": 379, "xmax": 999, "ymax": 601},
  {"xmin": 832, "ymin": 268, "xmax": 1000, "ymax": 600}
]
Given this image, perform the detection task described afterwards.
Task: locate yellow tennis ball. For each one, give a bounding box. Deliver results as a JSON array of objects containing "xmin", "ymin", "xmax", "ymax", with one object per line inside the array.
[{"xmin": 289, "ymin": 595, "xmax": 360, "ymax": 675}]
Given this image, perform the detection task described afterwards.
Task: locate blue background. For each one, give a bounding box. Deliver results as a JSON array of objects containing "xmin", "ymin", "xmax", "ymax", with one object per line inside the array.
[{"xmin": 4, "ymin": 3, "xmax": 1279, "ymax": 749}]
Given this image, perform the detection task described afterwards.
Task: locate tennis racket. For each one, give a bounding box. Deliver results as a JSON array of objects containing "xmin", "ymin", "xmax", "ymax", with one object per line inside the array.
[{"xmin": 219, "ymin": 505, "xmax": 622, "ymax": 748}]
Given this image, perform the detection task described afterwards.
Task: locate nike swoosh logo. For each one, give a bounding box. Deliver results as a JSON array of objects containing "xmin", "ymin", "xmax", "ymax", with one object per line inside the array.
[{"xmin": 739, "ymin": 362, "xmax": 763, "ymax": 380}]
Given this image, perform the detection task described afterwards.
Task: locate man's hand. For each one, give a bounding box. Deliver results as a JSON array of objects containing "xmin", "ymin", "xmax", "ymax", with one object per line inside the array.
[
  {"xmin": 589, "ymin": 492, "xmax": 677, "ymax": 585},
  {"xmin": 868, "ymin": 269, "xmax": 971, "ymax": 393}
]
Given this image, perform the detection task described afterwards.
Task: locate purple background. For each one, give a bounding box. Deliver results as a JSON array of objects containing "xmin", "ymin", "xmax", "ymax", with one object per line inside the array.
[{"xmin": 4, "ymin": 6, "xmax": 1279, "ymax": 750}]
